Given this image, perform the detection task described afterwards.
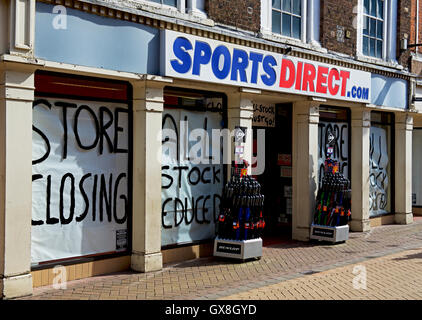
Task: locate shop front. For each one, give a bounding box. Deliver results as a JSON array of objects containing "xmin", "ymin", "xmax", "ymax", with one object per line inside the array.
[
  {"xmin": 0, "ymin": 0, "xmax": 415, "ymax": 299},
  {"xmin": 160, "ymin": 87, "xmax": 226, "ymax": 251},
  {"xmin": 31, "ymin": 71, "xmax": 132, "ymax": 268},
  {"xmin": 160, "ymin": 28, "xmax": 374, "ymax": 244}
]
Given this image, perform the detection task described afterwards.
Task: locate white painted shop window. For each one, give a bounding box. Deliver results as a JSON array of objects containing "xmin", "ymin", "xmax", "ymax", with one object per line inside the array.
[
  {"xmin": 357, "ymin": 0, "xmax": 397, "ymax": 63},
  {"xmin": 261, "ymin": 0, "xmax": 320, "ymax": 45}
]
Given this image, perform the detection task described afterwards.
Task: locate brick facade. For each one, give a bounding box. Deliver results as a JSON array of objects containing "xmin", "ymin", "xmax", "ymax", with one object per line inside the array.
[
  {"xmin": 410, "ymin": 0, "xmax": 422, "ymax": 75},
  {"xmin": 320, "ymin": 0, "xmax": 358, "ymax": 56},
  {"xmin": 204, "ymin": 1, "xmax": 411, "ymax": 71},
  {"xmin": 205, "ymin": 0, "xmax": 260, "ymax": 33},
  {"xmin": 410, "ymin": 0, "xmax": 422, "ymax": 54},
  {"xmin": 397, "ymin": 0, "xmax": 412, "ymax": 69}
]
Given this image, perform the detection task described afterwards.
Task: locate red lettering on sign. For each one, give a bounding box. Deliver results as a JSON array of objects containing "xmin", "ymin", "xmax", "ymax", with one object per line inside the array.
[
  {"xmin": 339, "ymin": 70, "xmax": 350, "ymax": 97},
  {"xmin": 328, "ymin": 68, "xmax": 340, "ymax": 96},
  {"xmin": 302, "ymin": 63, "xmax": 316, "ymax": 92},
  {"xmin": 295, "ymin": 61, "xmax": 303, "ymax": 90},
  {"xmin": 316, "ymin": 66, "xmax": 328, "ymax": 94},
  {"xmin": 279, "ymin": 59, "xmax": 296, "ymax": 89}
]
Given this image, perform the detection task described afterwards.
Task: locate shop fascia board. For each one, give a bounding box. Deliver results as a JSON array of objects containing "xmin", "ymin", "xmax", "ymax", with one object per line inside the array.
[{"xmin": 50, "ymin": 0, "xmax": 411, "ymax": 79}]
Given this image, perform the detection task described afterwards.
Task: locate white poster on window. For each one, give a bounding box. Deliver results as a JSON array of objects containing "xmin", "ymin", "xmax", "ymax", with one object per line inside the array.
[
  {"xmin": 318, "ymin": 121, "xmax": 349, "ymax": 185},
  {"xmin": 161, "ymin": 108, "xmax": 224, "ymax": 246},
  {"xmin": 369, "ymin": 126, "xmax": 390, "ymax": 216},
  {"xmin": 32, "ymin": 98, "xmax": 129, "ymax": 264},
  {"xmin": 253, "ymin": 103, "xmax": 275, "ymax": 127}
]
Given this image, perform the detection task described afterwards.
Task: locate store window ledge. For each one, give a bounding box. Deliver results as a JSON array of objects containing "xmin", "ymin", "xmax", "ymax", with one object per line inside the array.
[
  {"xmin": 259, "ymin": 31, "xmax": 328, "ymax": 55},
  {"xmin": 98, "ymin": 0, "xmax": 215, "ymax": 27},
  {"xmin": 355, "ymin": 53, "xmax": 404, "ymax": 71}
]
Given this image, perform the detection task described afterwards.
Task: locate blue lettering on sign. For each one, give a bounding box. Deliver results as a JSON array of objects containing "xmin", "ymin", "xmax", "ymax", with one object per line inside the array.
[
  {"xmin": 169, "ymin": 36, "xmax": 277, "ymax": 87},
  {"xmin": 261, "ymin": 55, "xmax": 277, "ymax": 86},
  {"xmin": 230, "ymin": 49, "xmax": 249, "ymax": 82},
  {"xmin": 211, "ymin": 45, "xmax": 231, "ymax": 80},
  {"xmin": 349, "ymin": 86, "xmax": 369, "ymax": 100},
  {"xmin": 192, "ymin": 40, "xmax": 211, "ymax": 76},
  {"xmin": 170, "ymin": 37, "xmax": 193, "ymax": 74},
  {"xmin": 249, "ymin": 52, "xmax": 263, "ymax": 84}
]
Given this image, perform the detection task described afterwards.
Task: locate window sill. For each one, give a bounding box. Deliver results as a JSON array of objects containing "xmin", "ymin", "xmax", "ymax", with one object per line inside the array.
[
  {"xmin": 355, "ymin": 53, "xmax": 403, "ymax": 71},
  {"xmin": 132, "ymin": 1, "xmax": 214, "ymax": 27},
  {"xmin": 260, "ymin": 31, "xmax": 328, "ymax": 55},
  {"xmin": 411, "ymin": 52, "xmax": 422, "ymax": 63}
]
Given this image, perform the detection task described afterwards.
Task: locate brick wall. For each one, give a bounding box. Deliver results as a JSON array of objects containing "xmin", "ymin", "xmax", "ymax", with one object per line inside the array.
[
  {"xmin": 205, "ymin": 0, "xmax": 260, "ymax": 33},
  {"xmin": 320, "ymin": 0, "xmax": 358, "ymax": 56},
  {"xmin": 410, "ymin": 0, "xmax": 422, "ymax": 75},
  {"xmin": 397, "ymin": 0, "xmax": 412, "ymax": 69},
  {"xmin": 409, "ymin": 0, "xmax": 422, "ymax": 54}
]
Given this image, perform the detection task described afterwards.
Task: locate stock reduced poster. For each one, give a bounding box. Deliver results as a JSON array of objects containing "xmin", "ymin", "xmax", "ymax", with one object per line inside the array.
[
  {"xmin": 31, "ymin": 98, "xmax": 129, "ymax": 264},
  {"xmin": 161, "ymin": 108, "xmax": 224, "ymax": 246}
]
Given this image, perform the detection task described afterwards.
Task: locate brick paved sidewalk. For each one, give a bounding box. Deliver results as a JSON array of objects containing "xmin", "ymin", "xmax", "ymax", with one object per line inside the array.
[
  {"xmin": 223, "ymin": 247, "xmax": 422, "ymax": 300},
  {"xmin": 20, "ymin": 218, "xmax": 422, "ymax": 300}
]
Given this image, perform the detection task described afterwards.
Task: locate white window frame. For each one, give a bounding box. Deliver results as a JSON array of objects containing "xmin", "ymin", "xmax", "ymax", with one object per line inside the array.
[
  {"xmin": 146, "ymin": 0, "xmax": 183, "ymax": 12},
  {"xmin": 261, "ymin": 0, "xmax": 320, "ymax": 46},
  {"xmin": 139, "ymin": 0, "xmax": 207, "ymax": 18},
  {"xmin": 357, "ymin": 0, "xmax": 397, "ymax": 63}
]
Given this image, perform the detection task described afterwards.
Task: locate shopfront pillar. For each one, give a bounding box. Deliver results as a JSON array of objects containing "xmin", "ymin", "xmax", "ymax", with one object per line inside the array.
[
  {"xmin": 395, "ymin": 113, "xmax": 413, "ymax": 224},
  {"xmin": 350, "ymin": 108, "xmax": 371, "ymax": 232},
  {"xmin": 226, "ymin": 89, "xmax": 255, "ymax": 175},
  {"xmin": 292, "ymin": 101, "xmax": 319, "ymax": 241},
  {"xmin": 130, "ymin": 76, "xmax": 171, "ymax": 273},
  {"xmin": 0, "ymin": 63, "xmax": 34, "ymax": 299}
]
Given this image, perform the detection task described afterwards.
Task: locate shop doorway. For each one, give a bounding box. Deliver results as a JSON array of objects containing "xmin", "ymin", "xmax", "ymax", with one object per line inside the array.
[{"xmin": 253, "ymin": 103, "xmax": 293, "ymax": 243}]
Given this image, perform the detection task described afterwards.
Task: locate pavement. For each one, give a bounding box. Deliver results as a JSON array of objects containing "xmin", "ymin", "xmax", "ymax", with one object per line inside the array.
[{"xmin": 19, "ymin": 217, "xmax": 422, "ymax": 300}]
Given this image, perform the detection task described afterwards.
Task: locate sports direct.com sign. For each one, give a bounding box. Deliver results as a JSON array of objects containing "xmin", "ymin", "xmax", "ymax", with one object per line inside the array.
[{"xmin": 161, "ymin": 30, "xmax": 371, "ymax": 103}]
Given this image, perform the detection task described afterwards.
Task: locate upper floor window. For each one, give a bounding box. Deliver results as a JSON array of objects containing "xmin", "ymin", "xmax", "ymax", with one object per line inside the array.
[
  {"xmin": 362, "ymin": 0, "xmax": 384, "ymax": 58},
  {"xmin": 272, "ymin": 0, "xmax": 302, "ymax": 39},
  {"xmin": 261, "ymin": 0, "xmax": 320, "ymax": 46},
  {"xmin": 149, "ymin": 0, "xmax": 178, "ymax": 8},
  {"xmin": 143, "ymin": 0, "xmax": 206, "ymax": 17},
  {"xmin": 358, "ymin": 0, "xmax": 397, "ymax": 63}
]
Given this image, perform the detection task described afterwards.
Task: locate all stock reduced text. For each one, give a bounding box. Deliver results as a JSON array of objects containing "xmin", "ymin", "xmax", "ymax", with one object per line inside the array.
[{"xmin": 161, "ymin": 165, "xmax": 222, "ymax": 229}]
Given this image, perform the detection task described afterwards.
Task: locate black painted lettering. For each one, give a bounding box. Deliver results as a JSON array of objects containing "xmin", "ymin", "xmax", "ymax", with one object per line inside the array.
[
  {"xmin": 162, "ymin": 198, "xmax": 173, "ymax": 229},
  {"xmin": 162, "ymin": 166, "xmax": 173, "ymax": 189},
  {"xmin": 32, "ymin": 174, "xmax": 44, "ymax": 226},
  {"xmin": 188, "ymin": 167, "xmax": 201, "ymax": 186},
  {"xmin": 59, "ymin": 173, "xmax": 75, "ymax": 225},
  {"xmin": 113, "ymin": 173, "xmax": 128, "ymax": 224},
  {"xmin": 99, "ymin": 174, "xmax": 112, "ymax": 222},
  {"xmin": 54, "ymin": 101, "xmax": 77, "ymax": 160},
  {"xmin": 114, "ymin": 108, "xmax": 129, "ymax": 153},
  {"xmin": 99, "ymin": 106, "xmax": 114, "ymax": 155},
  {"xmin": 76, "ymin": 173, "xmax": 92, "ymax": 222},
  {"xmin": 32, "ymin": 99, "xmax": 52, "ymax": 165},
  {"xmin": 174, "ymin": 198, "xmax": 184, "ymax": 227},
  {"xmin": 74, "ymin": 105, "xmax": 100, "ymax": 151}
]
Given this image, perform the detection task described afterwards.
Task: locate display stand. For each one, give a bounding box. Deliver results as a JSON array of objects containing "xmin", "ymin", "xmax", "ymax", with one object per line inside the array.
[
  {"xmin": 213, "ymin": 160, "xmax": 265, "ymax": 261},
  {"xmin": 310, "ymin": 131, "xmax": 351, "ymax": 243}
]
